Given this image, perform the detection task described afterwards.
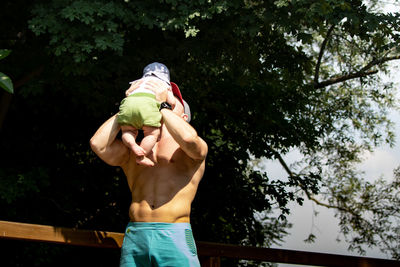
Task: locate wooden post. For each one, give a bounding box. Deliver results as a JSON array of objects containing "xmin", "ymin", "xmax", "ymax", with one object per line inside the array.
[{"xmin": 200, "ymin": 256, "xmax": 221, "ymax": 267}]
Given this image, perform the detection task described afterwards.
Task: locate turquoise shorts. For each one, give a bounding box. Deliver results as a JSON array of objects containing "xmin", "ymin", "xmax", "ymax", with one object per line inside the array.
[{"xmin": 120, "ymin": 222, "xmax": 200, "ymax": 267}]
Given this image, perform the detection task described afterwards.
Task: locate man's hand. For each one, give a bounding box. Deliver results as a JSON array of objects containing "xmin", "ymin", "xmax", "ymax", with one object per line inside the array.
[
  {"xmin": 166, "ymin": 91, "xmax": 176, "ymax": 108},
  {"xmin": 125, "ymin": 80, "xmax": 143, "ymax": 96},
  {"xmin": 143, "ymin": 79, "xmax": 170, "ymax": 102}
]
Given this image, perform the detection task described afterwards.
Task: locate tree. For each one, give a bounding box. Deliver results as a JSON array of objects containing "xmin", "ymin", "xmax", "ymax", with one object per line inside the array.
[
  {"xmin": 263, "ymin": 0, "xmax": 400, "ymax": 258},
  {"xmin": 0, "ymin": 0, "xmax": 399, "ymax": 265},
  {"xmin": 0, "ymin": 49, "xmax": 14, "ymax": 94}
]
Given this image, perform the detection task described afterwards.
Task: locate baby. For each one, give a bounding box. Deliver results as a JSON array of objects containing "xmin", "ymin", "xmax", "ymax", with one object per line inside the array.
[{"xmin": 117, "ymin": 62, "xmax": 176, "ymax": 166}]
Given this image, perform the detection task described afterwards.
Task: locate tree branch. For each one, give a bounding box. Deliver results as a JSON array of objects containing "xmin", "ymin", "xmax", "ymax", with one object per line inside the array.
[
  {"xmin": 315, "ymin": 70, "xmax": 378, "ymax": 89},
  {"xmin": 314, "ymin": 54, "xmax": 400, "ymax": 89},
  {"xmin": 314, "ymin": 24, "xmax": 335, "ymax": 84},
  {"xmin": 14, "ymin": 65, "xmax": 45, "ymax": 89},
  {"xmin": 269, "ymin": 147, "xmax": 362, "ymax": 217},
  {"xmin": 0, "ymin": 65, "xmax": 45, "ymax": 131}
]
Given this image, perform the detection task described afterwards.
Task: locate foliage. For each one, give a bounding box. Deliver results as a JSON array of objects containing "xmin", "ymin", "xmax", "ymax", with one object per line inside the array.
[
  {"xmin": 0, "ymin": 0, "xmax": 400, "ymax": 265},
  {"xmin": 0, "ymin": 49, "xmax": 14, "ymax": 93},
  {"xmin": 330, "ymin": 167, "xmax": 400, "ymax": 258}
]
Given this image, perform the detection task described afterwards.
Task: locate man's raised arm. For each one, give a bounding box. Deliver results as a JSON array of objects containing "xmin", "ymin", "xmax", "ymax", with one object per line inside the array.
[
  {"xmin": 90, "ymin": 114, "xmax": 130, "ymax": 166},
  {"xmin": 160, "ymin": 108, "xmax": 208, "ymax": 162}
]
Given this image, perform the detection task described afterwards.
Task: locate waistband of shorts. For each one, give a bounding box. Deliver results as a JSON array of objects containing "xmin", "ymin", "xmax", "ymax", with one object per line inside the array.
[
  {"xmin": 128, "ymin": 92, "xmax": 156, "ymax": 99},
  {"xmin": 126, "ymin": 222, "xmax": 192, "ymax": 230}
]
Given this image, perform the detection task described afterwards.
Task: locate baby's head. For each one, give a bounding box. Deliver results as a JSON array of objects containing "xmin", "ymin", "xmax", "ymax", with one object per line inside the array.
[
  {"xmin": 143, "ymin": 62, "xmax": 191, "ymax": 123},
  {"xmin": 143, "ymin": 62, "xmax": 171, "ymax": 85}
]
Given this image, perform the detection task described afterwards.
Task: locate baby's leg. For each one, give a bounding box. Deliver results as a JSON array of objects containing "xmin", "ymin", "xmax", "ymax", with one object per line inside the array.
[
  {"xmin": 121, "ymin": 126, "xmax": 145, "ymax": 156},
  {"xmin": 141, "ymin": 126, "xmax": 160, "ymax": 154},
  {"xmin": 135, "ymin": 126, "xmax": 160, "ymax": 167}
]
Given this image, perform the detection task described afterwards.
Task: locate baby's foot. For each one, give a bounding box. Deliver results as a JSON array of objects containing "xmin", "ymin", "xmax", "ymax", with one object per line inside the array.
[
  {"xmin": 131, "ymin": 144, "xmax": 145, "ymax": 157},
  {"xmin": 136, "ymin": 156, "xmax": 155, "ymax": 167}
]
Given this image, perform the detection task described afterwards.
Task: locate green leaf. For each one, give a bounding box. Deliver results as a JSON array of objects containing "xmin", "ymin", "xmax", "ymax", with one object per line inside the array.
[
  {"xmin": 0, "ymin": 72, "xmax": 14, "ymax": 94},
  {"xmin": 0, "ymin": 49, "xmax": 11, "ymax": 60}
]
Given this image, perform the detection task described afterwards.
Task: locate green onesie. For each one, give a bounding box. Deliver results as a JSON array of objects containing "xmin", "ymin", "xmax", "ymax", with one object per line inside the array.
[{"xmin": 117, "ymin": 92, "xmax": 161, "ymax": 129}]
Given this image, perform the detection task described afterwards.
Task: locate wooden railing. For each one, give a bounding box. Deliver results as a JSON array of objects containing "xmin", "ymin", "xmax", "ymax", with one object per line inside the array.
[{"xmin": 1, "ymin": 220, "xmax": 399, "ymax": 267}]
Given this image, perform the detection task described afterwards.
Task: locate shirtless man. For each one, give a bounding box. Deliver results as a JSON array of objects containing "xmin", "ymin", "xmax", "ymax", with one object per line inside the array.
[{"xmin": 90, "ymin": 79, "xmax": 208, "ymax": 267}]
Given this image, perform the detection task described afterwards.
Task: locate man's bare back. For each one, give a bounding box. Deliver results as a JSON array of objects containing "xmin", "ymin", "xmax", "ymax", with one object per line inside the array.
[{"xmin": 122, "ymin": 126, "xmax": 206, "ymax": 223}]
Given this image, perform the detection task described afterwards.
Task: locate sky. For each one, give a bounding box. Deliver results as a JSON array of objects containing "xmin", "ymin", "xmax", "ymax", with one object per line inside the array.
[
  {"xmin": 265, "ymin": 3, "xmax": 400, "ymax": 266},
  {"xmin": 266, "ymin": 64, "xmax": 400, "ymax": 267}
]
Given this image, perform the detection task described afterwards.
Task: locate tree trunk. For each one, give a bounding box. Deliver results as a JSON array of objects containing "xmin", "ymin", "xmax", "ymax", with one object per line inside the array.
[
  {"xmin": 0, "ymin": 65, "xmax": 45, "ymax": 132},
  {"xmin": 0, "ymin": 91, "xmax": 13, "ymax": 132}
]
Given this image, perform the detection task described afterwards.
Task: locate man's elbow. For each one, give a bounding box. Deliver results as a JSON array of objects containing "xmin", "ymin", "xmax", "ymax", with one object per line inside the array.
[
  {"xmin": 196, "ymin": 147, "xmax": 208, "ymax": 161},
  {"xmin": 89, "ymin": 137, "xmax": 104, "ymax": 155},
  {"xmin": 90, "ymin": 137, "xmax": 128, "ymax": 167},
  {"xmin": 186, "ymin": 138, "xmax": 208, "ymax": 161},
  {"xmin": 199, "ymin": 142, "xmax": 208, "ymax": 160}
]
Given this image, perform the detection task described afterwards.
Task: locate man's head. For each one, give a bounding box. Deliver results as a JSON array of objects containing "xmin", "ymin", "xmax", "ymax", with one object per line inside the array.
[
  {"xmin": 172, "ymin": 97, "xmax": 191, "ymax": 122},
  {"xmin": 170, "ymin": 82, "xmax": 191, "ymax": 123},
  {"xmin": 143, "ymin": 62, "xmax": 191, "ymax": 122},
  {"xmin": 183, "ymin": 100, "xmax": 191, "ymax": 123}
]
